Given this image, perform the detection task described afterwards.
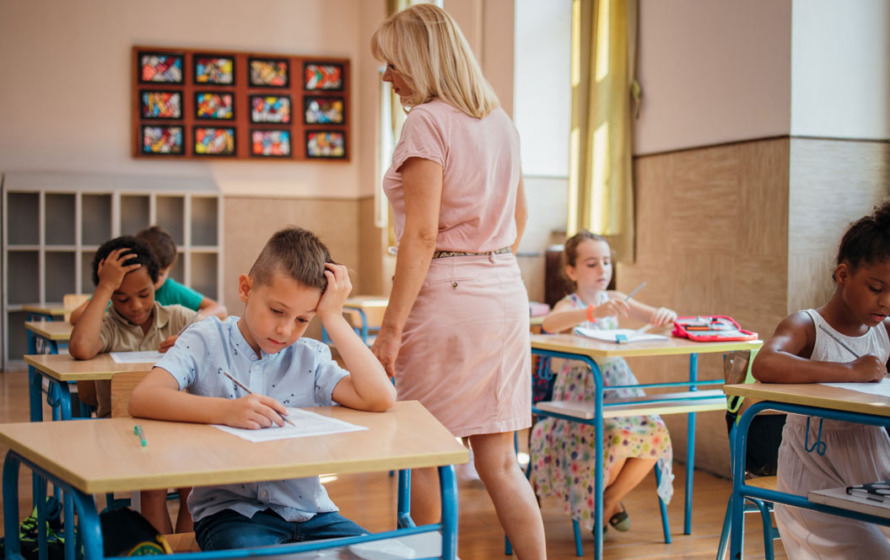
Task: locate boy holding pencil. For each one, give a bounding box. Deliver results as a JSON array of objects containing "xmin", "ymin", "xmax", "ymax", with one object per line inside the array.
[{"xmin": 129, "ymin": 227, "xmax": 396, "ymax": 551}]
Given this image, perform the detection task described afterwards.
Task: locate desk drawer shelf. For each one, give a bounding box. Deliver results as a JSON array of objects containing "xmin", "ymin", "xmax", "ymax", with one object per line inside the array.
[{"xmin": 1, "ymin": 172, "xmax": 224, "ymax": 370}]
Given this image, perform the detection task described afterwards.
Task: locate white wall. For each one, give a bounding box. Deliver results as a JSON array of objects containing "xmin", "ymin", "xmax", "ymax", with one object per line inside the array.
[
  {"xmin": 634, "ymin": 0, "xmax": 792, "ymax": 155},
  {"xmin": 791, "ymin": 0, "xmax": 890, "ymax": 140},
  {"xmin": 0, "ymin": 0, "xmax": 369, "ymax": 199},
  {"xmin": 513, "ymin": 0, "xmax": 572, "ymax": 177}
]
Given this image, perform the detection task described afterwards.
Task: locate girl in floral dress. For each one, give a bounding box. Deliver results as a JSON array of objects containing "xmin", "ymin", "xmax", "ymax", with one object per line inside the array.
[{"xmin": 529, "ymin": 230, "xmax": 676, "ymax": 533}]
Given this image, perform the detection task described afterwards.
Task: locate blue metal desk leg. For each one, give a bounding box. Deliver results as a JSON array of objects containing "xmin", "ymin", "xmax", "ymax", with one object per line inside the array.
[
  {"xmin": 4, "ymin": 454, "xmax": 23, "ymax": 560},
  {"xmin": 728, "ymin": 400, "xmax": 753, "ymax": 558},
  {"xmin": 397, "ymin": 469, "xmax": 414, "ymax": 528},
  {"xmin": 685, "ymin": 352, "xmax": 699, "ymax": 535},
  {"xmin": 439, "ymin": 465, "xmax": 459, "ymax": 560},
  {"xmin": 28, "ymin": 367, "xmax": 43, "ymax": 422}
]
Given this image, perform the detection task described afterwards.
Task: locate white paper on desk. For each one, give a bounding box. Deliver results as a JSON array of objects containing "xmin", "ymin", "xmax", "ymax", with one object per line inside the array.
[
  {"xmin": 213, "ymin": 407, "xmax": 367, "ymax": 442},
  {"xmin": 574, "ymin": 327, "xmax": 667, "ymax": 344},
  {"xmin": 110, "ymin": 351, "xmax": 164, "ymax": 364},
  {"xmin": 821, "ymin": 377, "xmax": 890, "ymax": 397}
]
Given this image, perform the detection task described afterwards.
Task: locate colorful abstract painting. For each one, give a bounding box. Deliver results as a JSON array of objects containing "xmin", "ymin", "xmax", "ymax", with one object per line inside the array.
[
  {"xmin": 249, "ymin": 58, "xmax": 289, "ymax": 87},
  {"xmin": 195, "ymin": 92, "xmax": 234, "ymax": 120},
  {"xmin": 194, "ymin": 55, "xmax": 234, "ymax": 84},
  {"xmin": 141, "ymin": 125, "xmax": 183, "ymax": 155},
  {"xmin": 303, "ymin": 96, "xmax": 344, "ymax": 124},
  {"xmin": 250, "ymin": 95, "xmax": 291, "ymax": 123},
  {"xmin": 305, "ymin": 131, "xmax": 346, "ymax": 159},
  {"xmin": 139, "ymin": 53, "xmax": 183, "ymax": 83},
  {"xmin": 251, "ymin": 130, "xmax": 291, "ymax": 158},
  {"xmin": 304, "ymin": 63, "xmax": 343, "ymax": 91},
  {"xmin": 140, "ymin": 91, "xmax": 182, "ymax": 119},
  {"xmin": 194, "ymin": 127, "xmax": 236, "ymax": 156}
]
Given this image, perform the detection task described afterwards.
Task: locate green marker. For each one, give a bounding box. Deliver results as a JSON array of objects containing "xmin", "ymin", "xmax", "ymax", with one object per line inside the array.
[{"xmin": 134, "ymin": 425, "xmax": 147, "ymax": 447}]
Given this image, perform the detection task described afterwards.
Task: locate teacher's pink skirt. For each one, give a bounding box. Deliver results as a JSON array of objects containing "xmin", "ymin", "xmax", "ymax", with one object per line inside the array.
[{"xmin": 395, "ymin": 253, "xmax": 531, "ymax": 437}]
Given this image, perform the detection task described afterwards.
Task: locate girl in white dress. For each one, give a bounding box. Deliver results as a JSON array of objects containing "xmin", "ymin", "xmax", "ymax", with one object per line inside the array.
[{"xmin": 753, "ymin": 201, "xmax": 890, "ymax": 558}]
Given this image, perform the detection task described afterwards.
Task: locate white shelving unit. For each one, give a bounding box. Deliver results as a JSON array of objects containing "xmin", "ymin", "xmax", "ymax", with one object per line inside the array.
[{"xmin": 1, "ymin": 172, "xmax": 223, "ymax": 370}]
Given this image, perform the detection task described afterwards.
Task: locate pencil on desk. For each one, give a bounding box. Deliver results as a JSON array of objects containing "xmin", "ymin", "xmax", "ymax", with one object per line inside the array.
[
  {"xmin": 817, "ymin": 324, "xmax": 860, "ymax": 359},
  {"xmin": 222, "ymin": 371, "xmax": 296, "ymax": 427}
]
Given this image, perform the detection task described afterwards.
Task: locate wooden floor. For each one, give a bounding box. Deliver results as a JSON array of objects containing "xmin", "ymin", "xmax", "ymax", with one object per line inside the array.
[{"xmin": 0, "ymin": 369, "xmax": 786, "ymax": 559}]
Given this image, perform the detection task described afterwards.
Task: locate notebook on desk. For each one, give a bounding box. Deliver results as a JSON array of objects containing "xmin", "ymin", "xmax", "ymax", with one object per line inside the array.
[{"xmin": 809, "ymin": 486, "xmax": 890, "ymax": 519}]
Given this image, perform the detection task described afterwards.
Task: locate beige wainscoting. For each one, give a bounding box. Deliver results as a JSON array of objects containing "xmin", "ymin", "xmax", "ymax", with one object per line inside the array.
[{"xmin": 623, "ymin": 136, "xmax": 889, "ymax": 477}]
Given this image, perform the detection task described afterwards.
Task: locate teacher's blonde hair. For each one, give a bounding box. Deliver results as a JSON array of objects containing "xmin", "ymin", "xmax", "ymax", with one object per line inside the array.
[{"xmin": 371, "ymin": 3, "xmax": 499, "ymax": 119}]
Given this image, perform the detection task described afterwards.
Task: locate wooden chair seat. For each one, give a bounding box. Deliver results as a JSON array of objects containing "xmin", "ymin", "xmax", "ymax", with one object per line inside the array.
[
  {"xmin": 534, "ymin": 389, "xmax": 727, "ymax": 419},
  {"xmin": 163, "ymin": 532, "xmax": 199, "ymax": 552}
]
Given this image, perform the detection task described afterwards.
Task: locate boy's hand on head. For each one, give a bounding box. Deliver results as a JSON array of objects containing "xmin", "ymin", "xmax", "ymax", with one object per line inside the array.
[
  {"xmin": 650, "ymin": 307, "xmax": 677, "ymax": 327},
  {"xmin": 159, "ymin": 335, "xmax": 179, "ymax": 353},
  {"xmin": 594, "ymin": 299, "xmax": 630, "ymax": 320},
  {"xmin": 227, "ymin": 394, "xmax": 288, "ymax": 430},
  {"xmin": 97, "ymin": 248, "xmax": 141, "ymax": 291},
  {"xmin": 849, "ymin": 355, "xmax": 887, "ymax": 383},
  {"xmin": 316, "ymin": 263, "xmax": 352, "ymax": 321}
]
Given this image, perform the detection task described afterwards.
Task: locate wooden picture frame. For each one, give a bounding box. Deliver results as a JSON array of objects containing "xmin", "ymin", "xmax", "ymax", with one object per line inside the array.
[
  {"xmin": 193, "ymin": 55, "xmax": 235, "ymax": 85},
  {"xmin": 305, "ymin": 130, "xmax": 346, "ymax": 159},
  {"xmin": 138, "ymin": 51, "xmax": 184, "ymax": 84},
  {"xmin": 194, "ymin": 92, "xmax": 235, "ymax": 120},
  {"xmin": 249, "ymin": 57, "xmax": 289, "ymax": 88},
  {"xmin": 250, "ymin": 95, "xmax": 291, "ymax": 124},
  {"xmin": 193, "ymin": 127, "xmax": 236, "ymax": 157},
  {"xmin": 303, "ymin": 96, "xmax": 345, "ymax": 125},
  {"xmin": 140, "ymin": 90, "xmax": 182, "ymax": 120},
  {"xmin": 140, "ymin": 125, "xmax": 184, "ymax": 155},
  {"xmin": 303, "ymin": 62, "xmax": 344, "ymax": 91},
  {"xmin": 251, "ymin": 130, "xmax": 292, "ymax": 158}
]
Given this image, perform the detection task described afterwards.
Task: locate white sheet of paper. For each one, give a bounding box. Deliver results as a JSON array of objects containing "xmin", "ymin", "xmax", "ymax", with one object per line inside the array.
[
  {"xmin": 213, "ymin": 407, "xmax": 368, "ymax": 442},
  {"xmin": 574, "ymin": 327, "xmax": 667, "ymax": 344},
  {"xmin": 110, "ymin": 351, "xmax": 164, "ymax": 364},
  {"xmin": 821, "ymin": 377, "xmax": 890, "ymax": 398}
]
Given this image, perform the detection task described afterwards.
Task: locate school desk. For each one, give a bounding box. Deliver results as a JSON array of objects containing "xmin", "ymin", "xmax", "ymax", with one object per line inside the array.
[
  {"xmin": 23, "ymin": 353, "xmax": 155, "ymax": 422},
  {"xmin": 529, "ymin": 333, "xmax": 762, "ymax": 558},
  {"xmin": 0, "ymin": 400, "xmax": 469, "ymax": 560},
  {"xmin": 24, "ymin": 320, "xmax": 71, "ymax": 355},
  {"xmin": 724, "ymin": 382, "xmax": 890, "ymax": 558},
  {"xmin": 20, "ymin": 303, "xmax": 67, "ymax": 322}
]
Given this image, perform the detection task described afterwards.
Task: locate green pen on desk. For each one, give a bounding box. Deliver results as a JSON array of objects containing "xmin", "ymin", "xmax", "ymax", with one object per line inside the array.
[{"xmin": 134, "ymin": 424, "xmax": 147, "ymax": 447}]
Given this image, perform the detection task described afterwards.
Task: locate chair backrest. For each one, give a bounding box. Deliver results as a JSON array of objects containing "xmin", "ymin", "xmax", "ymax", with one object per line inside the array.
[
  {"xmin": 111, "ymin": 371, "xmax": 150, "ymax": 418},
  {"xmin": 63, "ymin": 293, "xmax": 90, "ymax": 323}
]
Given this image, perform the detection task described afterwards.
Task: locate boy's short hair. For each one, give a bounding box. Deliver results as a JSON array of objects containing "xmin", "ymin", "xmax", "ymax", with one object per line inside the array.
[
  {"xmin": 136, "ymin": 226, "xmax": 178, "ymax": 270},
  {"xmin": 92, "ymin": 236, "xmax": 159, "ymax": 286},
  {"xmin": 249, "ymin": 227, "xmax": 331, "ymax": 291}
]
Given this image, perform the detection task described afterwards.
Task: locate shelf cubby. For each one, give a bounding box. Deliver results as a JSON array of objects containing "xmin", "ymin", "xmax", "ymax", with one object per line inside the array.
[
  {"xmin": 7, "ymin": 193, "xmax": 39, "ymax": 246},
  {"xmin": 121, "ymin": 195, "xmax": 151, "ymax": 236}
]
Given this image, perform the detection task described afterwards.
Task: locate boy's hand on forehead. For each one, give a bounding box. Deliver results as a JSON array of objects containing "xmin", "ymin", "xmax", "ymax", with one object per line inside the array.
[
  {"xmin": 97, "ymin": 248, "xmax": 142, "ymax": 290},
  {"xmin": 316, "ymin": 263, "xmax": 351, "ymax": 319}
]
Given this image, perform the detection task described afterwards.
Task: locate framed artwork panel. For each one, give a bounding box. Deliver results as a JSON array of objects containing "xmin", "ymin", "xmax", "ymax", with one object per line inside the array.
[
  {"xmin": 305, "ymin": 130, "xmax": 346, "ymax": 159},
  {"xmin": 249, "ymin": 57, "xmax": 289, "ymax": 88},
  {"xmin": 303, "ymin": 96, "xmax": 345, "ymax": 124},
  {"xmin": 195, "ymin": 92, "xmax": 235, "ymax": 120},
  {"xmin": 303, "ymin": 62, "xmax": 344, "ymax": 91},
  {"xmin": 250, "ymin": 95, "xmax": 291, "ymax": 124},
  {"xmin": 140, "ymin": 125, "xmax": 184, "ymax": 155},
  {"xmin": 251, "ymin": 130, "xmax": 292, "ymax": 158},
  {"xmin": 138, "ymin": 52, "xmax": 184, "ymax": 84},
  {"xmin": 140, "ymin": 90, "xmax": 182, "ymax": 119},
  {"xmin": 193, "ymin": 127, "xmax": 236, "ymax": 157},
  {"xmin": 193, "ymin": 55, "xmax": 235, "ymax": 85}
]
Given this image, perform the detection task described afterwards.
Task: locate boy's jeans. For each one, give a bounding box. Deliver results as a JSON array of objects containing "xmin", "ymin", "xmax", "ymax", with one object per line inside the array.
[{"xmin": 195, "ymin": 509, "xmax": 367, "ymax": 551}]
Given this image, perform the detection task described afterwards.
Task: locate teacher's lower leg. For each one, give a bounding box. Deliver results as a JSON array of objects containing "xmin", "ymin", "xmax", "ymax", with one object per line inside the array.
[
  {"xmin": 409, "ymin": 466, "xmax": 442, "ymax": 526},
  {"xmin": 469, "ymin": 432, "xmax": 546, "ymax": 560},
  {"xmin": 603, "ymin": 457, "xmax": 658, "ymax": 521}
]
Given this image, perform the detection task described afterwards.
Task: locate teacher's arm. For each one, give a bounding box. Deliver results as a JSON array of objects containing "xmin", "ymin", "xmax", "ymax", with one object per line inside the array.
[
  {"xmin": 512, "ymin": 176, "xmax": 528, "ymax": 255},
  {"xmin": 372, "ymin": 157, "xmax": 443, "ymax": 376}
]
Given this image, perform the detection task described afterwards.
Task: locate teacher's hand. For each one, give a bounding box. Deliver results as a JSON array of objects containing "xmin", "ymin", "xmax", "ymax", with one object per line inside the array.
[{"xmin": 371, "ymin": 326, "xmax": 401, "ymax": 378}]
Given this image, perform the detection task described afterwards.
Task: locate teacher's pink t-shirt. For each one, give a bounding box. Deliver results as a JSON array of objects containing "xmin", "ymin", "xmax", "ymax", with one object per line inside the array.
[{"xmin": 382, "ymin": 99, "xmax": 521, "ymax": 252}]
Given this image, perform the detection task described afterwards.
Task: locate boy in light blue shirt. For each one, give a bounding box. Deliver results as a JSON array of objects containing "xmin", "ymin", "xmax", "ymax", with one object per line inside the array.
[{"xmin": 129, "ymin": 227, "xmax": 396, "ymax": 551}]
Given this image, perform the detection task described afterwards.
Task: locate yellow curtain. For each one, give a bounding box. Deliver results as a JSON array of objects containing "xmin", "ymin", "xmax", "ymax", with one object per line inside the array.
[{"xmin": 567, "ymin": 0, "xmax": 639, "ymax": 262}]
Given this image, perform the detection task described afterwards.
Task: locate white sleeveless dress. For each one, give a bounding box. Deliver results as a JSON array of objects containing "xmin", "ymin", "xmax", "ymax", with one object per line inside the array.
[{"xmin": 775, "ymin": 309, "xmax": 890, "ymax": 558}]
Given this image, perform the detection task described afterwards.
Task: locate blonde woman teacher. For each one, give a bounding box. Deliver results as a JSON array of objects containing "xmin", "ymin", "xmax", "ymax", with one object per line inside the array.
[{"xmin": 370, "ymin": 5, "xmax": 545, "ymax": 559}]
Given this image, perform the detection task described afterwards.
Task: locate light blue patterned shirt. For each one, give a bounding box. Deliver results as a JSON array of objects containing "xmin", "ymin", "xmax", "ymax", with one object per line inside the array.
[{"xmin": 155, "ymin": 316, "xmax": 350, "ymax": 523}]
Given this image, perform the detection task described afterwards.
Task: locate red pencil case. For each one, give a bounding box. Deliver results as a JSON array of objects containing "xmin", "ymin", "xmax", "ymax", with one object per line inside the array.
[{"xmin": 672, "ymin": 315, "xmax": 758, "ymax": 342}]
